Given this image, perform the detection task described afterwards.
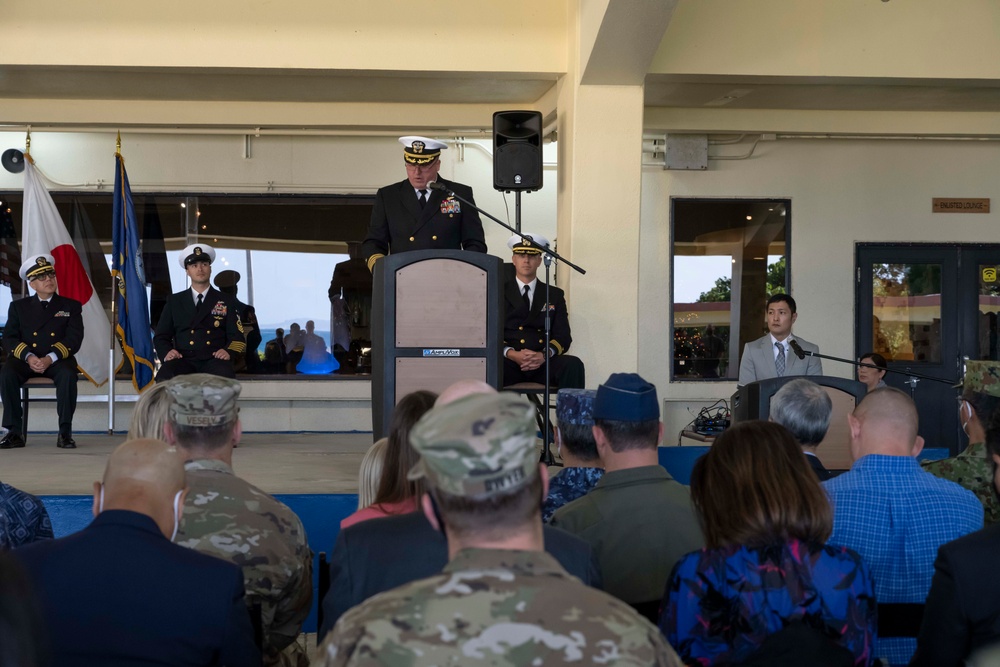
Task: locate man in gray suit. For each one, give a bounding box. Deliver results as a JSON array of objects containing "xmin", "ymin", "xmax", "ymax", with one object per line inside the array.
[{"xmin": 738, "ymin": 293, "xmax": 822, "ymax": 386}]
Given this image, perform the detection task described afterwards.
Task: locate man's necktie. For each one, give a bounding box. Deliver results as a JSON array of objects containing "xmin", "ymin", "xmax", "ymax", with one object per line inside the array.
[
  {"xmin": 41, "ymin": 301, "xmax": 48, "ymax": 311},
  {"xmin": 196, "ymin": 293, "xmax": 203, "ymax": 310},
  {"xmin": 418, "ymin": 190, "xmax": 428, "ymax": 208},
  {"xmin": 522, "ymin": 284, "xmax": 531, "ymax": 309},
  {"xmin": 775, "ymin": 341, "xmax": 786, "ymax": 376}
]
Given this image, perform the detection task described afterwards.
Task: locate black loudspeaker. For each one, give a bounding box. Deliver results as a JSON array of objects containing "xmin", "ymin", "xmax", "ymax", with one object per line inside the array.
[{"xmin": 493, "ymin": 110, "xmax": 543, "ymax": 192}]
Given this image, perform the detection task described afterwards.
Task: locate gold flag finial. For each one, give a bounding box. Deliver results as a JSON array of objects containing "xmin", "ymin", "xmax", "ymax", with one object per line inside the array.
[{"xmin": 116, "ymin": 130, "xmax": 121, "ymax": 155}]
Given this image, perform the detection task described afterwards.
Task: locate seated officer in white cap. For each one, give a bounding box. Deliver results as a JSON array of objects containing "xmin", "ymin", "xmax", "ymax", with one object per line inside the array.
[
  {"xmin": 361, "ymin": 135, "xmax": 487, "ymax": 272},
  {"xmin": 1, "ymin": 255, "xmax": 84, "ymax": 450},
  {"xmin": 153, "ymin": 244, "xmax": 246, "ymax": 381},
  {"xmin": 502, "ymin": 233, "xmax": 585, "ymax": 389}
]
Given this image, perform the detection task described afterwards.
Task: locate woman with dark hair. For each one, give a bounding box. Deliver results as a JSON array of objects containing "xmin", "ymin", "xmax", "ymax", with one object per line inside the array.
[
  {"xmin": 340, "ymin": 390, "xmax": 437, "ymax": 528},
  {"xmin": 857, "ymin": 352, "xmax": 888, "ymax": 393},
  {"xmin": 659, "ymin": 421, "xmax": 877, "ymax": 666}
]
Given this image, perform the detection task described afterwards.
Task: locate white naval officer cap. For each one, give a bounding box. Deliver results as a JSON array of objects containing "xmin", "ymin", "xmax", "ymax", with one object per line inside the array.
[
  {"xmin": 507, "ymin": 233, "xmax": 550, "ymax": 255},
  {"xmin": 20, "ymin": 254, "xmax": 56, "ymax": 281},
  {"xmin": 399, "ymin": 136, "xmax": 448, "ymax": 165},
  {"xmin": 178, "ymin": 243, "xmax": 216, "ymax": 268}
]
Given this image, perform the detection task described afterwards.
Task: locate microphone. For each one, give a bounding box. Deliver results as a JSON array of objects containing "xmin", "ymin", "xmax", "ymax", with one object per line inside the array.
[
  {"xmin": 789, "ymin": 339, "xmax": 807, "ymax": 360},
  {"xmin": 427, "ymin": 181, "xmax": 450, "ymax": 192}
]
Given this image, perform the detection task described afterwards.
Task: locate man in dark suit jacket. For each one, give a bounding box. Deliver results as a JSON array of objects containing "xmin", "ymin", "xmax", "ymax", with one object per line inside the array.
[
  {"xmin": 912, "ymin": 523, "xmax": 1000, "ymax": 666},
  {"xmin": 738, "ymin": 293, "xmax": 822, "ymax": 386},
  {"xmin": 12, "ymin": 438, "xmax": 260, "ymax": 667},
  {"xmin": 1, "ymin": 255, "xmax": 84, "ymax": 450},
  {"xmin": 770, "ymin": 378, "xmax": 834, "ymax": 481},
  {"xmin": 318, "ymin": 509, "xmax": 602, "ymax": 640},
  {"xmin": 154, "ymin": 243, "xmax": 245, "ymax": 381},
  {"xmin": 361, "ymin": 136, "xmax": 487, "ymax": 271},
  {"xmin": 503, "ymin": 233, "xmax": 585, "ymax": 389}
]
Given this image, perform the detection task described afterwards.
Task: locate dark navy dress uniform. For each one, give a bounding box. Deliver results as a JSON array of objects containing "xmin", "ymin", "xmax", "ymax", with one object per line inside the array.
[
  {"xmin": 154, "ymin": 287, "xmax": 245, "ymax": 381},
  {"xmin": 361, "ymin": 177, "xmax": 487, "ymax": 270},
  {"xmin": 1, "ymin": 293, "xmax": 84, "ymax": 439},
  {"xmin": 502, "ymin": 278, "xmax": 585, "ymax": 389}
]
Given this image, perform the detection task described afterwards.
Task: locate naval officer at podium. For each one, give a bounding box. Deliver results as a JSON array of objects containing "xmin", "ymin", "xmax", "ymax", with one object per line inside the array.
[{"xmin": 361, "ymin": 136, "xmax": 487, "ymax": 272}]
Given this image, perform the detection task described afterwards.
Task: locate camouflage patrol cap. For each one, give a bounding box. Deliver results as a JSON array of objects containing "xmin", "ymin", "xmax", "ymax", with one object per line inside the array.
[
  {"xmin": 556, "ymin": 388, "xmax": 597, "ymax": 426},
  {"xmin": 165, "ymin": 373, "xmax": 241, "ymax": 427},
  {"xmin": 959, "ymin": 360, "xmax": 1000, "ymax": 398},
  {"xmin": 407, "ymin": 392, "xmax": 538, "ymax": 499}
]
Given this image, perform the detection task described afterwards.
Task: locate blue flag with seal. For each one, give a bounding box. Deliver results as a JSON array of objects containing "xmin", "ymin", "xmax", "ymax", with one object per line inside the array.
[{"xmin": 111, "ymin": 151, "xmax": 155, "ymax": 390}]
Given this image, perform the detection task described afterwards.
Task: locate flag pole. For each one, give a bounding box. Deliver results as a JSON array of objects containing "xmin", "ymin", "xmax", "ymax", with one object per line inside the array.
[{"xmin": 107, "ymin": 131, "xmax": 122, "ymax": 434}]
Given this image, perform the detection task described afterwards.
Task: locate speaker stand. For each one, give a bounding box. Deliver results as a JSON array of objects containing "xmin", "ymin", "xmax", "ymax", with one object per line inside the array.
[{"xmin": 515, "ymin": 191, "xmax": 522, "ymax": 233}]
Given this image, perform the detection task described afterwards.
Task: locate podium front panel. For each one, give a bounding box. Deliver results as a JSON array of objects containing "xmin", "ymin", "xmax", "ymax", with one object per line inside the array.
[
  {"xmin": 395, "ymin": 358, "xmax": 486, "ymax": 403},
  {"xmin": 395, "ymin": 260, "xmax": 487, "ymax": 348}
]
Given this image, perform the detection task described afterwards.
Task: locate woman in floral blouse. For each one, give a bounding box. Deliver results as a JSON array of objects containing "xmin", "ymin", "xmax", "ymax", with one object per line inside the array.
[{"xmin": 659, "ymin": 420, "xmax": 877, "ymax": 666}]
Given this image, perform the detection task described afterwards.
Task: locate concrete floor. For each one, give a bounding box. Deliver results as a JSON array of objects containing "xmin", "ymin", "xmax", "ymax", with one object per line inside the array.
[{"xmin": 0, "ymin": 432, "xmax": 374, "ymax": 496}]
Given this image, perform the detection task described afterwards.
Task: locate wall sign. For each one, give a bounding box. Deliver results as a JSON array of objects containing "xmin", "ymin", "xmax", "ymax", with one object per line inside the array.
[{"xmin": 932, "ymin": 198, "xmax": 990, "ymax": 213}]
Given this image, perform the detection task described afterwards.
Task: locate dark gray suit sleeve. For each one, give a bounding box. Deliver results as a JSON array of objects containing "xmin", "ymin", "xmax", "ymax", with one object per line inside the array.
[
  {"xmin": 318, "ymin": 529, "xmax": 353, "ymax": 641},
  {"xmin": 220, "ymin": 568, "xmax": 263, "ymax": 667}
]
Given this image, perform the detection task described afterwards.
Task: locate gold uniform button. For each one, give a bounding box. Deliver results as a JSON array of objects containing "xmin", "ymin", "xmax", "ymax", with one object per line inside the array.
[
  {"xmin": 189, "ymin": 340, "xmax": 194, "ymax": 345},
  {"xmin": 32, "ymin": 343, "xmax": 37, "ymax": 348},
  {"xmin": 432, "ymin": 235, "xmax": 438, "ymax": 241},
  {"xmin": 409, "ymin": 236, "xmax": 415, "ymax": 242},
  {"xmin": 33, "ymin": 332, "xmax": 37, "ymax": 337},
  {"xmin": 518, "ymin": 326, "xmax": 523, "ymax": 331},
  {"xmin": 520, "ymin": 339, "xmax": 525, "ymax": 344},
  {"xmin": 539, "ymin": 339, "xmax": 544, "ymax": 344},
  {"xmin": 51, "ymin": 333, "xmax": 55, "ymax": 337}
]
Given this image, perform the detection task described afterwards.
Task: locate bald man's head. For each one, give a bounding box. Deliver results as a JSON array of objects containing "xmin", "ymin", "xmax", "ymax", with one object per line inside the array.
[
  {"xmin": 849, "ymin": 387, "xmax": 923, "ymax": 458},
  {"xmin": 94, "ymin": 439, "xmax": 187, "ymax": 539},
  {"xmin": 435, "ymin": 379, "xmax": 496, "ymax": 407}
]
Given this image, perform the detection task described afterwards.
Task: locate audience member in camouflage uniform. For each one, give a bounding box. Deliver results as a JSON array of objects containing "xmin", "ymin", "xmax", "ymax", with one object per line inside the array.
[
  {"xmin": 165, "ymin": 374, "xmax": 313, "ymax": 667},
  {"xmin": 542, "ymin": 388, "xmax": 604, "ymax": 522},
  {"xmin": 314, "ymin": 392, "xmax": 681, "ymax": 667},
  {"xmin": 922, "ymin": 360, "xmax": 1000, "ymax": 524}
]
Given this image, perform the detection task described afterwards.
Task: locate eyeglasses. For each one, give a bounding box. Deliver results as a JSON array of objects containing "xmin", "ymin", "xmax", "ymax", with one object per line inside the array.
[{"xmin": 30, "ymin": 274, "xmax": 56, "ymax": 282}]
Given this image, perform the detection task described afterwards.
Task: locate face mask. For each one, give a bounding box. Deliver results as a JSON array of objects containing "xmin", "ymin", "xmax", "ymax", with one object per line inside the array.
[
  {"xmin": 170, "ymin": 490, "xmax": 183, "ymax": 542},
  {"xmin": 960, "ymin": 401, "xmax": 971, "ymax": 435}
]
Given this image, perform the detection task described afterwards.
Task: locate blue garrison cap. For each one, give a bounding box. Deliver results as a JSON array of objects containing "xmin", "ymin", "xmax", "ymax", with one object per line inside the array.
[
  {"xmin": 593, "ymin": 373, "xmax": 659, "ymax": 421},
  {"xmin": 556, "ymin": 389, "xmax": 597, "ymax": 426}
]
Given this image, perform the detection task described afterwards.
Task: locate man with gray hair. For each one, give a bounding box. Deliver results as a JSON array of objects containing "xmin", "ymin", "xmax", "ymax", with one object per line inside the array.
[
  {"xmin": 164, "ymin": 374, "xmax": 312, "ymax": 667},
  {"xmin": 770, "ymin": 378, "xmax": 834, "ymax": 480},
  {"xmin": 315, "ymin": 392, "xmax": 680, "ymax": 666}
]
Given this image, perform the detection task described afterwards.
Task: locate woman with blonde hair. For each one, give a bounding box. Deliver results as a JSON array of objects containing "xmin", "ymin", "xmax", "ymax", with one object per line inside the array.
[
  {"xmin": 355, "ymin": 438, "xmax": 387, "ymax": 510},
  {"xmin": 341, "ymin": 390, "xmax": 436, "ymax": 528},
  {"xmin": 126, "ymin": 382, "xmax": 172, "ymax": 441},
  {"xmin": 660, "ymin": 420, "xmax": 877, "ymax": 666}
]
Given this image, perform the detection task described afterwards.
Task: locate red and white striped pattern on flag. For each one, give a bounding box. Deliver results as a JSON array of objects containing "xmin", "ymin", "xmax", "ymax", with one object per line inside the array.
[{"xmin": 22, "ymin": 160, "xmax": 113, "ymax": 385}]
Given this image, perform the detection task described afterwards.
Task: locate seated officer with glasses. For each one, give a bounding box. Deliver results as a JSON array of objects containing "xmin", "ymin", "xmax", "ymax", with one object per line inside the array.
[
  {"xmin": 361, "ymin": 135, "xmax": 487, "ymax": 272},
  {"xmin": 1, "ymin": 255, "xmax": 84, "ymax": 450}
]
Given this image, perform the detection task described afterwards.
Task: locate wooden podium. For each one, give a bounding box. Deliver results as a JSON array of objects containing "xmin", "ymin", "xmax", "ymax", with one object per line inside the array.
[{"xmin": 370, "ymin": 250, "xmax": 504, "ymax": 440}]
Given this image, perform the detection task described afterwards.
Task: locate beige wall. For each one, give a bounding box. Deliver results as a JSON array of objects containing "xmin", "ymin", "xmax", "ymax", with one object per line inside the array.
[
  {"xmin": 641, "ymin": 135, "xmax": 1000, "ymax": 435},
  {"xmin": 1, "ymin": 0, "xmax": 568, "ymax": 72},
  {"xmin": 651, "ymin": 0, "xmax": 1000, "ymax": 79}
]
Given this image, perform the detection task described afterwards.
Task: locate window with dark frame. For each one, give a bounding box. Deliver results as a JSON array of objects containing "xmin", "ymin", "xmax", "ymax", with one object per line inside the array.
[{"xmin": 671, "ymin": 198, "xmax": 789, "ymax": 381}]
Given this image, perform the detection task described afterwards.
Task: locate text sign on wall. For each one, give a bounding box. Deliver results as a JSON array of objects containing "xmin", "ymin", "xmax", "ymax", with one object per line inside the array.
[{"xmin": 932, "ymin": 198, "xmax": 991, "ymax": 213}]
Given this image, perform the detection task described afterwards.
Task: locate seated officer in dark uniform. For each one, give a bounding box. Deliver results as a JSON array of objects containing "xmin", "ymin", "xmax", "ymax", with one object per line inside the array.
[
  {"xmin": 503, "ymin": 234, "xmax": 585, "ymax": 389},
  {"xmin": 1, "ymin": 255, "xmax": 84, "ymax": 450},
  {"xmin": 214, "ymin": 270, "xmax": 260, "ymax": 373},
  {"xmin": 361, "ymin": 135, "xmax": 487, "ymax": 272},
  {"xmin": 153, "ymin": 244, "xmax": 245, "ymax": 382}
]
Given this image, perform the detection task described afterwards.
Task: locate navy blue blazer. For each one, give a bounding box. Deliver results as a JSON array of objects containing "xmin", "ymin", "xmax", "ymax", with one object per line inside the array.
[
  {"xmin": 13, "ymin": 510, "xmax": 260, "ymax": 667},
  {"xmin": 318, "ymin": 510, "xmax": 603, "ymax": 639}
]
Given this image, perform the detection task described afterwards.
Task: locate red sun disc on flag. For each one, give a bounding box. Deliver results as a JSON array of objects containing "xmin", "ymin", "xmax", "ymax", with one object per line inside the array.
[{"xmin": 51, "ymin": 243, "xmax": 94, "ymax": 304}]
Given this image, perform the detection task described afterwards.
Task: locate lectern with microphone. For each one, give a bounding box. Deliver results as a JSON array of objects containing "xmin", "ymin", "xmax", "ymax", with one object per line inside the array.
[{"xmin": 370, "ymin": 249, "xmax": 505, "ymax": 440}]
